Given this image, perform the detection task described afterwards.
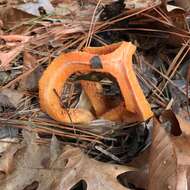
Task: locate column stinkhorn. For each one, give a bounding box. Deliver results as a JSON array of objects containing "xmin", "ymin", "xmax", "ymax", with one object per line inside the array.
[{"xmin": 39, "ymin": 41, "xmax": 153, "ymax": 123}]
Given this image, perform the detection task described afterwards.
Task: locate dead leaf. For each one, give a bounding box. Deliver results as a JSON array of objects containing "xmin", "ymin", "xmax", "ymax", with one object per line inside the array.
[
  {"xmin": 50, "ymin": 135, "xmax": 61, "ymax": 165},
  {"xmin": 57, "ymin": 145, "xmax": 134, "ymax": 190},
  {"xmin": 0, "ymin": 19, "xmax": 3, "ymax": 35},
  {"xmin": 0, "ymin": 128, "xmax": 18, "ymax": 139},
  {"xmin": 118, "ymin": 148, "xmax": 150, "ymax": 189},
  {"xmin": 0, "ymin": 89, "xmax": 24, "ymax": 108},
  {"xmin": 0, "ymin": 138, "xmax": 19, "ymax": 154},
  {"xmin": 0, "ymin": 143, "xmax": 21, "ymax": 176},
  {"xmin": 175, "ymin": 0, "xmax": 190, "ymax": 11},
  {"xmin": 19, "ymin": 51, "xmax": 43, "ymax": 91},
  {"xmin": 16, "ymin": 0, "xmax": 54, "ymax": 16},
  {"xmin": 0, "ymin": 19, "xmax": 3, "ymax": 28},
  {"xmin": 0, "ymin": 35, "xmax": 31, "ymax": 71},
  {"xmin": 125, "ymin": 0, "xmax": 161, "ymax": 9},
  {"xmin": 0, "ymin": 35, "xmax": 31, "ymax": 44},
  {"xmin": 0, "ymin": 131, "xmax": 55, "ymax": 190},
  {"xmin": 76, "ymin": 90, "xmax": 92, "ymax": 111},
  {"xmin": 0, "ymin": 130, "xmax": 134, "ymax": 190},
  {"xmin": 53, "ymin": 0, "xmax": 100, "ymax": 23},
  {"xmin": 149, "ymin": 113, "xmax": 190, "ymax": 190},
  {"xmin": 0, "ymin": 46, "xmax": 24, "ymax": 71},
  {"xmin": 0, "ymin": 93, "xmax": 13, "ymax": 109},
  {"xmin": 166, "ymin": 4, "xmax": 185, "ymax": 12},
  {"xmin": 0, "ymin": 7, "xmax": 34, "ymax": 29},
  {"xmin": 118, "ymin": 169, "xmax": 148, "ymax": 190},
  {"xmin": 166, "ymin": 5, "xmax": 188, "ymax": 30},
  {"xmin": 0, "ymin": 138, "xmax": 19, "ymax": 179},
  {"xmin": 54, "ymin": 1, "xmax": 79, "ymax": 17}
]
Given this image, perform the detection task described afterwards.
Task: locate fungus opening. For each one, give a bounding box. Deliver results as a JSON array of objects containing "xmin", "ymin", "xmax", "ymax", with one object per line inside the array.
[{"xmin": 60, "ymin": 71, "xmax": 136, "ymax": 122}]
